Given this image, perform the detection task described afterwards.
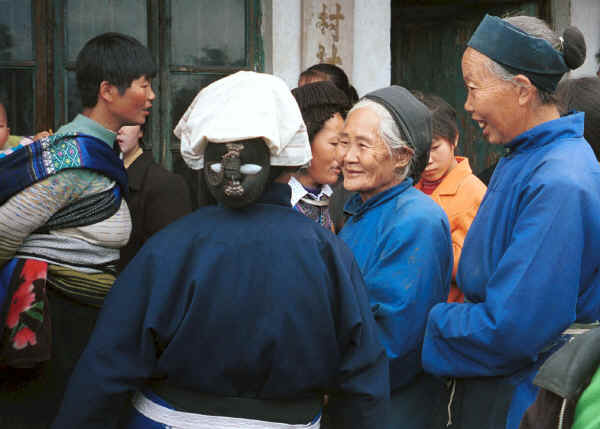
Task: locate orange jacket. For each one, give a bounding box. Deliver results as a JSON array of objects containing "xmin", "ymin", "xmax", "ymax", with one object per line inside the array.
[{"xmin": 415, "ymin": 157, "xmax": 486, "ymax": 302}]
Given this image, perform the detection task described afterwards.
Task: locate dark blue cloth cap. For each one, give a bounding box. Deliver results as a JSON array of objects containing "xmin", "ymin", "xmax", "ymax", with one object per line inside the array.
[{"xmin": 468, "ymin": 14, "xmax": 568, "ymax": 92}]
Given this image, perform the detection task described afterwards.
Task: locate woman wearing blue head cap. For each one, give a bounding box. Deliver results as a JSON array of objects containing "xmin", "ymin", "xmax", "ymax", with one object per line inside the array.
[{"xmin": 421, "ymin": 15, "xmax": 600, "ymax": 429}]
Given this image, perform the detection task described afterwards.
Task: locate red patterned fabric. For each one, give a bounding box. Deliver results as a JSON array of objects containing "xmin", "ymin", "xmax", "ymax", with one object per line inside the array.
[{"xmin": 0, "ymin": 258, "xmax": 51, "ymax": 368}]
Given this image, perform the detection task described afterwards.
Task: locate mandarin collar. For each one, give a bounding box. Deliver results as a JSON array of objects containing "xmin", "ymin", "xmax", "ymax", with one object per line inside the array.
[
  {"xmin": 344, "ymin": 178, "xmax": 413, "ymax": 217},
  {"xmin": 56, "ymin": 114, "xmax": 117, "ymax": 148},
  {"xmin": 288, "ymin": 176, "xmax": 333, "ymax": 207},
  {"xmin": 505, "ymin": 112, "xmax": 584, "ymax": 154}
]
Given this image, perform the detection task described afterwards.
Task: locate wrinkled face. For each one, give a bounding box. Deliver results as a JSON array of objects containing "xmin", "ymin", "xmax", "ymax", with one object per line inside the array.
[
  {"xmin": 204, "ymin": 139, "xmax": 271, "ymax": 208},
  {"xmin": 304, "ymin": 113, "xmax": 343, "ymax": 186},
  {"xmin": 422, "ymin": 137, "xmax": 456, "ymax": 181},
  {"xmin": 462, "ymin": 47, "xmax": 522, "ymax": 145},
  {"xmin": 109, "ymin": 75, "xmax": 155, "ymax": 127},
  {"xmin": 116, "ymin": 125, "xmax": 142, "ymax": 156},
  {"xmin": 339, "ymin": 107, "xmax": 402, "ymax": 202},
  {"xmin": 0, "ymin": 104, "xmax": 9, "ymax": 147}
]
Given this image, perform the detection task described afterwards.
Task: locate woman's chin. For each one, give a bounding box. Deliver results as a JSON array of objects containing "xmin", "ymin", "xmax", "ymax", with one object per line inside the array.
[
  {"xmin": 421, "ymin": 171, "xmax": 441, "ymax": 182},
  {"xmin": 315, "ymin": 173, "xmax": 340, "ymax": 186}
]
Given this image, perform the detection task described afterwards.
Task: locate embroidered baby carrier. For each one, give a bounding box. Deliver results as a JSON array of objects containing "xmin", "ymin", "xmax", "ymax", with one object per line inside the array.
[{"xmin": 0, "ymin": 133, "xmax": 127, "ymax": 368}]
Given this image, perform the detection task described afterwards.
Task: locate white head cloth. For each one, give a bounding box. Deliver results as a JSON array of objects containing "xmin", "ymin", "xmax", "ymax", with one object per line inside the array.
[{"xmin": 174, "ymin": 71, "xmax": 312, "ymax": 170}]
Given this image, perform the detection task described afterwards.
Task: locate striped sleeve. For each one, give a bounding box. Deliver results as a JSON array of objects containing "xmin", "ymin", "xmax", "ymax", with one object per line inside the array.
[{"xmin": 0, "ymin": 170, "xmax": 112, "ymax": 266}]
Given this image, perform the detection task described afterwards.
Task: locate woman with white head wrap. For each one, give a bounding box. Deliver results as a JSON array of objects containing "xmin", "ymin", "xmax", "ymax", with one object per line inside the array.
[{"xmin": 52, "ymin": 71, "xmax": 390, "ymax": 429}]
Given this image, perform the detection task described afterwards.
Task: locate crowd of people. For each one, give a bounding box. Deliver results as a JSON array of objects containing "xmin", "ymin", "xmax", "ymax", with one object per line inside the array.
[{"xmin": 0, "ymin": 12, "xmax": 600, "ymax": 429}]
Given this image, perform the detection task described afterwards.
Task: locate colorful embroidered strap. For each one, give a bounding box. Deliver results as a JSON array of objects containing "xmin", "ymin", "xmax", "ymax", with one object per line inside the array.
[{"xmin": 0, "ymin": 133, "xmax": 127, "ymax": 205}]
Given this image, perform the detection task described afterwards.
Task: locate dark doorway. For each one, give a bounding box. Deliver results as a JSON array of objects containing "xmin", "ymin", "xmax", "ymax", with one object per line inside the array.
[{"xmin": 391, "ymin": 0, "xmax": 550, "ymax": 176}]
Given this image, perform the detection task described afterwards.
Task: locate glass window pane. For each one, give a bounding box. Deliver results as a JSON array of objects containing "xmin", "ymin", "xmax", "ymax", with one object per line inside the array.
[
  {"xmin": 0, "ymin": 0, "xmax": 33, "ymax": 61},
  {"xmin": 171, "ymin": 73, "xmax": 226, "ymax": 138},
  {"xmin": 65, "ymin": 0, "xmax": 148, "ymax": 61},
  {"xmin": 66, "ymin": 71, "xmax": 82, "ymax": 123},
  {"xmin": 0, "ymin": 69, "xmax": 34, "ymax": 136},
  {"xmin": 171, "ymin": 0, "xmax": 246, "ymax": 67}
]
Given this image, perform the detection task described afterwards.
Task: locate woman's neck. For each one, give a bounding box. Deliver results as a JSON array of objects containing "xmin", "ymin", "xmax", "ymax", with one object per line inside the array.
[
  {"xmin": 295, "ymin": 173, "xmax": 321, "ymax": 191},
  {"xmin": 123, "ymin": 146, "xmax": 144, "ymax": 169}
]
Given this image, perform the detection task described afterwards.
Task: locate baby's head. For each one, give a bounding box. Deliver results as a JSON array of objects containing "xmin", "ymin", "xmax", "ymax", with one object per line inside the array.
[{"xmin": 0, "ymin": 102, "xmax": 10, "ymax": 148}]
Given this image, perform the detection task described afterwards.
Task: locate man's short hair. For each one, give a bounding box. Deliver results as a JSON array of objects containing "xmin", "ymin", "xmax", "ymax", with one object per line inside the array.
[{"xmin": 76, "ymin": 32, "xmax": 157, "ymax": 108}]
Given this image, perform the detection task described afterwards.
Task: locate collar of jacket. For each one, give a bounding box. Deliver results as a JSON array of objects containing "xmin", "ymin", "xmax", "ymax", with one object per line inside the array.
[
  {"xmin": 417, "ymin": 156, "xmax": 473, "ymax": 197},
  {"xmin": 344, "ymin": 177, "xmax": 413, "ymax": 218},
  {"xmin": 288, "ymin": 176, "xmax": 333, "ymax": 207},
  {"xmin": 432, "ymin": 156, "xmax": 472, "ymax": 196},
  {"xmin": 126, "ymin": 151, "xmax": 155, "ymax": 192},
  {"xmin": 256, "ymin": 182, "xmax": 293, "ymax": 208},
  {"xmin": 533, "ymin": 327, "xmax": 600, "ymax": 400},
  {"xmin": 505, "ymin": 112, "xmax": 584, "ymax": 155}
]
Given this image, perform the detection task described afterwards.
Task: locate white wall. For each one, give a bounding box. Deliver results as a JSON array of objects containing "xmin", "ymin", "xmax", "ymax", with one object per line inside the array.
[
  {"xmin": 352, "ymin": 0, "xmax": 391, "ymax": 95},
  {"xmin": 570, "ymin": 0, "xmax": 600, "ymax": 77},
  {"xmin": 267, "ymin": 0, "xmax": 303, "ymax": 88},
  {"xmin": 263, "ymin": 0, "xmax": 391, "ymax": 92}
]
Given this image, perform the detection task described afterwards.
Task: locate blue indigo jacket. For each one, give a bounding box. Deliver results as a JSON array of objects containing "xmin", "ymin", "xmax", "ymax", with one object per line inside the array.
[
  {"xmin": 339, "ymin": 179, "xmax": 452, "ymax": 391},
  {"xmin": 422, "ymin": 113, "xmax": 600, "ymax": 429},
  {"xmin": 52, "ymin": 183, "xmax": 390, "ymax": 429}
]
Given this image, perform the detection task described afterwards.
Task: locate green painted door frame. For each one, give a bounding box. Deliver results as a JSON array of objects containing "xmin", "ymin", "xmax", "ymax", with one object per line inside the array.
[
  {"xmin": 391, "ymin": 0, "xmax": 550, "ymax": 175},
  {"xmin": 51, "ymin": 0, "xmax": 263, "ymax": 173}
]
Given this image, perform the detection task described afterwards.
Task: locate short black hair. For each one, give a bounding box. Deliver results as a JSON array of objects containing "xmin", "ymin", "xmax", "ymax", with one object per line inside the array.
[
  {"xmin": 292, "ymin": 81, "xmax": 351, "ymax": 142},
  {"xmin": 411, "ymin": 91, "xmax": 458, "ymax": 145},
  {"xmin": 76, "ymin": 32, "xmax": 157, "ymax": 108},
  {"xmin": 299, "ymin": 63, "xmax": 359, "ymax": 103},
  {"xmin": 556, "ymin": 77, "xmax": 600, "ymax": 161}
]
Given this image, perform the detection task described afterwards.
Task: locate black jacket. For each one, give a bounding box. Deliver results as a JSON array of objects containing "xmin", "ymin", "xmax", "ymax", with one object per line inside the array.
[
  {"xmin": 519, "ymin": 327, "xmax": 600, "ymax": 429},
  {"xmin": 118, "ymin": 151, "xmax": 192, "ymax": 272}
]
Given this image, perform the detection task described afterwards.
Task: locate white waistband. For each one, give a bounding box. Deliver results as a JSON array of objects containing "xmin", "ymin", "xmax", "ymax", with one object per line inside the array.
[{"xmin": 132, "ymin": 392, "xmax": 321, "ymax": 429}]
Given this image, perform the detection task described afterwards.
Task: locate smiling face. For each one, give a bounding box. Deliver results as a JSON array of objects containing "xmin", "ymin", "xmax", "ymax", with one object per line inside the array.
[
  {"xmin": 422, "ymin": 137, "xmax": 458, "ymax": 181},
  {"xmin": 109, "ymin": 75, "xmax": 155, "ymax": 127},
  {"xmin": 339, "ymin": 107, "xmax": 404, "ymax": 202},
  {"xmin": 462, "ymin": 47, "xmax": 525, "ymax": 145},
  {"xmin": 300, "ymin": 113, "xmax": 343, "ymax": 188}
]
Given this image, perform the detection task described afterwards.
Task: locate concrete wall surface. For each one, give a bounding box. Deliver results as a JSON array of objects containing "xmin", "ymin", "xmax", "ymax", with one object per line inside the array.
[
  {"xmin": 570, "ymin": 0, "xmax": 600, "ymax": 77},
  {"xmin": 352, "ymin": 0, "xmax": 391, "ymax": 95},
  {"xmin": 264, "ymin": 0, "xmax": 391, "ymax": 92}
]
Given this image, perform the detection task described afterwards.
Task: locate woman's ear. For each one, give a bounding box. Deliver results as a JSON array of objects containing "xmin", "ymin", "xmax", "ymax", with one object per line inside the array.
[
  {"xmin": 451, "ymin": 134, "xmax": 459, "ymax": 155},
  {"xmin": 513, "ymin": 74, "xmax": 536, "ymax": 106},
  {"xmin": 394, "ymin": 146, "xmax": 414, "ymax": 169}
]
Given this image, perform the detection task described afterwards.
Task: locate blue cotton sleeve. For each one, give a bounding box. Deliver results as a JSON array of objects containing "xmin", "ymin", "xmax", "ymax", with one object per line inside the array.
[
  {"xmin": 423, "ymin": 176, "xmax": 592, "ymax": 377},
  {"xmin": 365, "ymin": 212, "xmax": 452, "ymax": 389},
  {"xmin": 51, "ymin": 239, "xmax": 200, "ymax": 428},
  {"xmin": 326, "ymin": 252, "xmax": 391, "ymax": 429}
]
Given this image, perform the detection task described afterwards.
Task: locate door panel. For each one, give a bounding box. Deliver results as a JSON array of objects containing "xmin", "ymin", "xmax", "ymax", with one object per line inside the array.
[{"xmin": 392, "ymin": 0, "xmax": 546, "ymax": 175}]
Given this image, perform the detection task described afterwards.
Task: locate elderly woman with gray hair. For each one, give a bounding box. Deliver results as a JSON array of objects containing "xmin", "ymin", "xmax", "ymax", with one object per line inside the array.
[
  {"xmin": 337, "ymin": 86, "xmax": 453, "ymax": 428},
  {"xmin": 420, "ymin": 15, "xmax": 600, "ymax": 429}
]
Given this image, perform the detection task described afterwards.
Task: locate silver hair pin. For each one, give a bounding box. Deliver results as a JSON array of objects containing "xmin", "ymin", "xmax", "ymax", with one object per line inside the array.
[{"xmin": 559, "ymin": 36, "xmax": 564, "ymax": 51}]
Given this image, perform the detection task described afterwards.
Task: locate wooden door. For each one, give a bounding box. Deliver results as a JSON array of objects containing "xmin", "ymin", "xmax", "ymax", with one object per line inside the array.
[{"xmin": 391, "ymin": 0, "xmax": 550, "ymax": 175}]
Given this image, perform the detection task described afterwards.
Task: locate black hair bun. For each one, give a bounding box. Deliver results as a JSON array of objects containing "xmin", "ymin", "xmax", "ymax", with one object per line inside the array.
[{"xmin": 563, "ymin": 26, "xmax": 586, "ymax": 70}]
